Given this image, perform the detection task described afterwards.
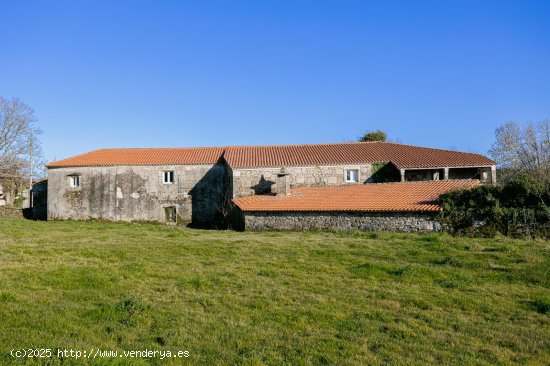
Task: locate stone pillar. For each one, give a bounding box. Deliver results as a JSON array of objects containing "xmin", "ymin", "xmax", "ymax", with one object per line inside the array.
[
  {"xmin": 21, "ymin": 190, "xmax": 30, "ymax": 209},
  {"xmin": 400, "ymin": 169, "xmax": 406, "ymax": 182},
  {"xmin": 481, "ymin": 170, "xmax": 488, "ymax": 183},
  {"xmin": 0, "ymin": 183, "xmax": 5, "ymax": 206},
  {"xmin": 491, "ymin": 165, "xmax": 497, "ymax": 185},
  {"xmin": 443, "ymin": 167, "xmax": 449, "ymax": 180}
]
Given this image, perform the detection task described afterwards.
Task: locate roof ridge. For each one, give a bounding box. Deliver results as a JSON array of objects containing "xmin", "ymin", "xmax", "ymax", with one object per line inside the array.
[
  {"xmin": 82, "ymin": 146, "xmax": 226, "ymax": 150},
  {"xmin": 59, "ymin": 142, "xmax": 378, "ymax": 152},
  {"xmin": 223, "ymin": 141, "xmax": 379, "ymax": 149},
  {"xmin": 61, "ymin": 141, "xmax": 487, "ymax": 156}
]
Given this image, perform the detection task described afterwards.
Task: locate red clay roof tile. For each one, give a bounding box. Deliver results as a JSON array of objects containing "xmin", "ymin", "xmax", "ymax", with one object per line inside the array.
[
  {"xmin": 46, "ymin": 142, "xmax": 495, "ymax": 169},
  {"xmin": 46, "ymin": 147, "xmax": 225, "ymax": 168},
  {"xmin": 232, "ymin": 180, "xmax": 479, "ymax": 212},
  {"xmin": 224, "ymin": 142, "xmax": 494, "ymax": 169}
]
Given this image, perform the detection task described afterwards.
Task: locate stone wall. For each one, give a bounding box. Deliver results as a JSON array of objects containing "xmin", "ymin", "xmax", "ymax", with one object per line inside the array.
[
  {"xmin": 0, "ymin": 207, "xmax": 24, "ymax": 219},
  {"xmin": 241, "ymin": 211, "xmax": 440, "ymax": 232},
  {"xmin": 232, "ymin": 164, "xmax": 373, "ymax": 197},
  {"xmin": 47, "ymin": 164, "xmax": 228, "ymax": 227}
]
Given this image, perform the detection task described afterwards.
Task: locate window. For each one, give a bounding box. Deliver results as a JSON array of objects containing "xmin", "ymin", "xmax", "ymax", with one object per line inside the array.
[
  {"xmin": 346, "ymin": 169, "xmax": 359, "ymax": 183},
  {"xmin": 164, "ymin": 206, "xmax": 177, "ymax": 223},
  {"xmin": 163, "ymin": 171, "xmax": 175, "ymax": 184},
  {"xmin": 69, "ymin": 175, "xmax": 80, "ymax": 188}
]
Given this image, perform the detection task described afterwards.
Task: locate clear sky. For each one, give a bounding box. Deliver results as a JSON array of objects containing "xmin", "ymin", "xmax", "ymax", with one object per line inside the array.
[{"xmin": 1, "ymin": 0, "xmax": 549, "ymax": 163}]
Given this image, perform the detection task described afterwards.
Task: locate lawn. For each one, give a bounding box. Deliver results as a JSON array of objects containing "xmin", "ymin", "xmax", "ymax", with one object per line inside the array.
[{"xmin": 0, "ymin": 219, "xmax": 548, "ymax": 365}]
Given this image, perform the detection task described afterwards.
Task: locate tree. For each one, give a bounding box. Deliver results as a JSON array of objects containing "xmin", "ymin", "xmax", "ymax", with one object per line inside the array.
[
  {"xmin": 489, "ymin": 120, "xmax": 550, "ymax": 182},
  {"xmin": 359, "ymin": 130, "xmax": 387, "ymax": 142},
  {"xmin": 0, "ymin": 97, "xmax": 44, "ymax": 187}
]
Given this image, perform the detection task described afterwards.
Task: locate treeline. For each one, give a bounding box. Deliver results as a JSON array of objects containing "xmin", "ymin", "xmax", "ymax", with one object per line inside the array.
[{"xmin": 439, "ymin": 175, "xmax": 550, "ymax": 239}]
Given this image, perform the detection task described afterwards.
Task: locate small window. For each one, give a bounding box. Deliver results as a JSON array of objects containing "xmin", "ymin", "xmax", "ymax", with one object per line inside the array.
[
  {"xmin": 165, "ymin": 206, "xmax": 176, "ymax": 223},
  {"xmin": 69, "ymin": 175, "xmax": 80, "ymax": 188},
  {"xmin": 163, "ymin": 171, "xmax": 175, "ymax": 184},
  {"xmin": 346, "ymin": 169, "xmax": 359, "ymax": 183}
]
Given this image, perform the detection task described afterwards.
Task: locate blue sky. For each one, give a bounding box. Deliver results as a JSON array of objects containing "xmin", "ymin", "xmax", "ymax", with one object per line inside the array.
[{"xmin": 1, "ymin": 0, "xmax": 549, "ymax": 162}]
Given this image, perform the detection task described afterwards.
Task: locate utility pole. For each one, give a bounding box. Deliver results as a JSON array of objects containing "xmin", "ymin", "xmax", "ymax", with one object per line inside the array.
[{"xmin": 29, "ymin": 131, "xmax": 33, "ymax": 208}]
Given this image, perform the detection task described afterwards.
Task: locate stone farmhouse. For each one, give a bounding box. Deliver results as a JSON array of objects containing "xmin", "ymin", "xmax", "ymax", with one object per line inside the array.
[{"xmin": 45, "ymin": 142, "xmax": 496, "ymax": 231}]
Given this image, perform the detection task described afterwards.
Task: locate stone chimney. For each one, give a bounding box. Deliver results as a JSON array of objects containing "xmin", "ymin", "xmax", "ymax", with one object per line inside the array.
[{"xmin": 273, "ymin": 167, "xmax": 290, "ymax": 196}]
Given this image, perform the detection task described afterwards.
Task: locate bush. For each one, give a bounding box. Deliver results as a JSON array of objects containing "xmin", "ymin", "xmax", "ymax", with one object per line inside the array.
[
  {"xmin": 359, "ymin": 130, "xmax": 387, "ymax": 142},
  {"xmin": 439, "ymin": 174, "xmax": 549, "ymax": 238}
]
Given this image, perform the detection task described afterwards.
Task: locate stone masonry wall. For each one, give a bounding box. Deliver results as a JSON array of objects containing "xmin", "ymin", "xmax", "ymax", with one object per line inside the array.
[
  {"xmin": 242, "ymin": 211, "xmax": 440, "ymax": 232},
  {"xmin": 47, "ymin": 164, "xmax": 227, "ymax": 227},
  {"xmin": 232, "ymin": 164, "xmax": 373, "ymax": 197},
  {"xmin": 0, "ymin": 207, "xmax": 24, "ymax": 219}
]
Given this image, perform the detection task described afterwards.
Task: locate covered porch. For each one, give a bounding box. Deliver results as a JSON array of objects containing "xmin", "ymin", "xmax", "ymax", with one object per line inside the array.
[{"xmin": 398, "ymin": 165, "xmax": 496, "ymax": 184}]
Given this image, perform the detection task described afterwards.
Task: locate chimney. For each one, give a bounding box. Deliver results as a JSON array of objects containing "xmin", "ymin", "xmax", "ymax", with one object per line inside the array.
[{"xmin": 274, "ymin": 167, "xmax": 290, "ymax": 196}]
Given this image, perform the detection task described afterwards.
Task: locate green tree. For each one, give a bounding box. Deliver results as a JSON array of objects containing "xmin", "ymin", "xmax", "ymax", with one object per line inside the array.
[{"xmin": 359, "ymin": 130, "xmax": 387, "ymax": 142}]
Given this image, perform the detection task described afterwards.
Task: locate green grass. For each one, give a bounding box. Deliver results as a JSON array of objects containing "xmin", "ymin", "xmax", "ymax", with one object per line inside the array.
[{"xmin": 0, "ymin": 219, "xmax": 548, "ymax": 365}]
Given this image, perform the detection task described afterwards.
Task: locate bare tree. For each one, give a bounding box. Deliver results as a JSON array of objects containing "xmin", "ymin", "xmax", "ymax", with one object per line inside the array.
[
  {"xmin": 0, "ymin": 97, "xmax": 45, "ymax": 185},
  {"xmin": 489, "ymin": 120, "xmax": 550, "ymax": 181}
]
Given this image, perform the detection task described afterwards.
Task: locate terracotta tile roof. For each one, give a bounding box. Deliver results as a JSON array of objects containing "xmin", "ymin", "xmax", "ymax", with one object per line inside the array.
[
  {"xmin": 46, "ymin": 142, "xmax": 495, "ymax": 169},
  {"xmin": 46, "ymin": 147, "xmax": 225, "ymax": 168},
  {"xmin": 224, "ymin": 142, "xmax": 494, "ymax": 169},
  {"xmin": 233, "ymin": 180, "xmax": 479, "ymax": 212}
]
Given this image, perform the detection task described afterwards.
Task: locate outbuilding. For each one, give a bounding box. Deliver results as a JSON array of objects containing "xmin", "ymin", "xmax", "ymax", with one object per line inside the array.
[{"xmin": 232, "ymin": 180, "xmax": 479, "ymax": 232}]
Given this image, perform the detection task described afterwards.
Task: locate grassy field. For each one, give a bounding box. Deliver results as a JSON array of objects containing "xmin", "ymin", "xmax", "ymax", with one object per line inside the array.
[{"xmin": 0, "ymin": 219, "xmax": 548, "ymax": 365}]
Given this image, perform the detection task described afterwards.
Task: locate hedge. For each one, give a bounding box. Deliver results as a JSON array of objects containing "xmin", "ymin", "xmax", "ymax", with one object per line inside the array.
[{"xmin": 439, "ymin": 175, "xmax": 550, "ymax": 238}]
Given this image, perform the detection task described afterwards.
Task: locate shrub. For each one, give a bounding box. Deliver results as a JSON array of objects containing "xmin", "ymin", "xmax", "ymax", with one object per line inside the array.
[
  {"xmin": 439, "ymin": 174, "xmax": 549, "ymax": 238},
  {"xmin": 359, "ymin": 130, "xmax": 387, "ymax": 142}
]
